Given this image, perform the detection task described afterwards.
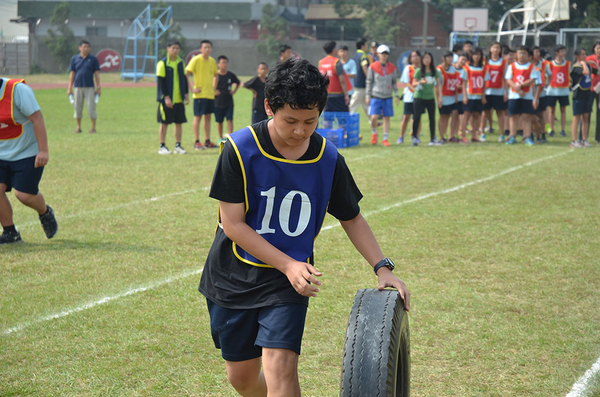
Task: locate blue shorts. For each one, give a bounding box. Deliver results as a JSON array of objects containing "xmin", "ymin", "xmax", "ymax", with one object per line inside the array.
[
  {"xmin": 324, "ymin": 95, "xmax": 349, "ymax": 112},
  {"xmin": 508, "ymin": 99, "xmax": 535, "ymax": 116},
  {"xmin": 439, "ymin": 103, "xmax": 456, "ymax": 115},
  {"xmin": 206, "ymin": 299, "xmax": 308, "ymax": 362},
  {"xmin": 547, "ymin": 95, "xmax": 570, "ymax": 108},
  {"xmin": 193, "ymin": 98, "xmax": 215, "ymax": 116},
  {"xmin": 0, "ymin": 156, "xmax": 44, "ymax": 195},
  {"xmin": 484, "ymin": 95, "xmax": 508, "ymax": 111},
  {"xmin": 572, "ymin": 95, "xmax": 594, "ymax": 116},
  {"xmin": 214, "ymin": 106, "xmax": 234, "ymax": 123},
  {"xmin": 455, "ymin": 101, "xmax": 464, "ymax": 115},
  {"xmin": 369, "ymin": 97, "xmax": 394, "ymax": 117},
  {"xmin": 465, "ymin": 99, "xmax": 485, "ymax": 113},
  {"xmin": 403, "ymin": 102, "xmax": 414, "ymax": 115}
]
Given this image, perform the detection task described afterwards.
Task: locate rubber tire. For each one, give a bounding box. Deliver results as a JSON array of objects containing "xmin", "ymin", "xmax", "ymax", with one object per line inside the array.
[{"xmin": 339, "ymin": 288, "xmax": 410, "ymax": 397}]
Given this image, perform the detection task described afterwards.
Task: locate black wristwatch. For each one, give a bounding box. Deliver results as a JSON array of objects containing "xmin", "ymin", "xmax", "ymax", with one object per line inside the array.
[{"xmin": 373, "ymin": 258, "xmax": 395, "ymax": 275}]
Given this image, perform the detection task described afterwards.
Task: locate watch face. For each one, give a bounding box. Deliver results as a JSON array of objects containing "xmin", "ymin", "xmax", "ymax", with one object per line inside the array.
[{"xmin": 386, "ymin": 258, "xmax": 395, "ymax": 270}]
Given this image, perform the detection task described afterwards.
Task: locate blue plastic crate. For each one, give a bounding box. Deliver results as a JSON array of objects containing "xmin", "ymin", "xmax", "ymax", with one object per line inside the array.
[{"xmin": 316, "ymin": 112, "xmax": 360, "ymax": 148}]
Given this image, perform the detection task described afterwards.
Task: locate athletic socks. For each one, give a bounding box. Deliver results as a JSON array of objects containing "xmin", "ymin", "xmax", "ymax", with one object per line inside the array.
[
  {"xmin": 175, "ymin": 142, "xmax": 181, "ymax": 147},
  {"xmin": 372, "ymin": 129, "xmax": 377, "ymax": 136},
  {"xmin": 160, "ymin": 143, "xmax": 166, "ymax": 148},
  {"xmin": 3, "ymin": 225, "xmax": 17, "ymax": 234},
  {"xmin": 383, "ymin": 132, "xmax": 389, "ymax": 141}
]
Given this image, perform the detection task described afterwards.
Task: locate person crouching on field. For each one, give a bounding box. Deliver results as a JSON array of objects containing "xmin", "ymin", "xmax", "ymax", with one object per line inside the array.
[
  {"xmin": 504, "ymin": 45, "xmax": 541, "ymax": 146},
  {"xmin": 0, "ymin": 78, "xmax": 58, "ymax": 244},
  {"xmin": 198, "ymin": 58, "xmax": 409, "ymax": 397},
  {"xmin": 157, "ymin": 40, "xmax": 189, "ymax": 155}
]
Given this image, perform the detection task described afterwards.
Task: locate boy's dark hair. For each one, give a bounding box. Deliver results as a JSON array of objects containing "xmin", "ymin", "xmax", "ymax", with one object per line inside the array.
[
  {"xmin": 323, "ymin": 41, "xmax": 337, "ymax": 54},
  {"xmin": 201, "ymin": 40, "xmax": 213, "ymax": 47},
  {"xmin": 340, "ymin": 45, "xmax": 349, "ymax": 51},
  {"xmin": 463, "ymin": 40, "xmax": 473, "ymax": 46},
  {"xmin": 502, "ymin": 46, "xmax": 515, "ymax": 56},
  {"xmin": 532, "ymin": 46, "xmax": 547, "ymax": 58},
  {"xmin": 356, "ymin": 38, "xmax": 367, "ymax": 50},
  {"xmin": 442, "ymin": 51, "xmax": 453, "ymax": 60},
  {"xmin": 545, "ymin": 55, "xmax": 553, "ymax": 61},
  {"xmin": 452, "ymin": 43, "xmax": 462, "ymax": 53},
  {"xmin": 218, "ymin": 55, "xmax": 228, "ymax": 62},
  {"xmin": 592, "ymin": 41, "xmax": 600, "ymax": 54},
  {"xmin": 265, "ymin": 58, "xmax": 329, "ymax": 114},
  {"xmin": 279, "ymin": 44, "xmax": 291, "ymax": 54},
  {"xmin": 79, "ymin": 40, "xmax": 90, "ymax": 46},
  {"xmin": 554, "ymin": 45, "xmax": 566, "ymax": 53},
  {"xmin": 166, "ymin": 39, "xmax": 181, "ymax": 48},
  {"xmin": 516, "ymin": 45, "xmax": 530, "ymax": 54},
  {"xmin": 259, "ymin": 62, "xmax": 268, "ymax": 68},
  {"xmin": 574, "ymin": 48, "xmax": 587, "ymax": 58}
]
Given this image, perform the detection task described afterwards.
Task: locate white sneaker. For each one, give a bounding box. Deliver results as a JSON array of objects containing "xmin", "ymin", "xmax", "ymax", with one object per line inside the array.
[
  {"xmin": 158, "ymin": 146, "xmax": 171, "ymax": 155},
  {"xmin": 174, "ymin": 145, "xmax": 187, "ymax": 154}
]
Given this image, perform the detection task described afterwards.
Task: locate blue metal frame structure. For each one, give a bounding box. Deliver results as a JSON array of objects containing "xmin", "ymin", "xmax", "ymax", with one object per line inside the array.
[{"xmin": 121, "ymin": 5, "xmax": 172, "ymax": 82}]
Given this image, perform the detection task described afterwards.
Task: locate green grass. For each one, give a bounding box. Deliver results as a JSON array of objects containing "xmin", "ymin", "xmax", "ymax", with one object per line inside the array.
[{"xmin": 1, "ymin": 82, "xmax": 599, "ymax": 396}]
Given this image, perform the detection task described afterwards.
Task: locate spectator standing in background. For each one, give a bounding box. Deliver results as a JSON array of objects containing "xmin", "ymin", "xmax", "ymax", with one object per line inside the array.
[{"xmin": 67, "ymin": 40, "xmax": 101, "ymax": 134}]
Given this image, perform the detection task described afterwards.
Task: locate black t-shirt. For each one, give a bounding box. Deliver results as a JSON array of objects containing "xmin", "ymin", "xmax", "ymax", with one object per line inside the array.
[
  {"xmin": 570, "ymin": 63, "xmax": 597, "ymax": 100},
  {"xmin": 198, "ymin": 119, "xmax": 363, "ymax": 309},
  {"xmin": 243, "ymin": 76, "xmax": 266, "ymax": 113},
  {"xmin": 215, "ymin": 71, "xmax": 240, "ymax": 109}
]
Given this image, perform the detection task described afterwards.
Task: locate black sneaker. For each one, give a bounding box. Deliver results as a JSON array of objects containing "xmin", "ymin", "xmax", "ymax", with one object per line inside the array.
[
  {"xmin": 39, "ymin": 205, "xmax": 58, "ymax": 239},
  {"xmin": 0, "ymin": 229, "xmax": 23, "ymax": 245}
]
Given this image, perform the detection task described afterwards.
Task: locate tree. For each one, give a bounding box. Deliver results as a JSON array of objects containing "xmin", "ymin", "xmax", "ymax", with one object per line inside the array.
[
  {"xmin": 151, "ymin": 1, "xmax": 187, "ymax": 60},
  {"xmin": 256, "ymin": 4, "xmax": 288, "ymax": 62},
  {"xmin": 333, "ymin": 0, "xmax": 403, "ymax": 45},
  {"xmin": 44, "ymin": 2, "xmax": 77, "ymax": 72}
]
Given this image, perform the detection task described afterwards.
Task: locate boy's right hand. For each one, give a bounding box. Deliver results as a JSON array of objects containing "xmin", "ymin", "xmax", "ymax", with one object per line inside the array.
[{"xmin": 284, "ymin": 261, "xmax": 322, "ymax": 297}]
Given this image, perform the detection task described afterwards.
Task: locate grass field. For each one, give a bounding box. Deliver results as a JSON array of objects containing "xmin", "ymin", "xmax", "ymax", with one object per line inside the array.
[{"xmin": 1, "ymin": 79, "xmax": 599, "ymax": 396}]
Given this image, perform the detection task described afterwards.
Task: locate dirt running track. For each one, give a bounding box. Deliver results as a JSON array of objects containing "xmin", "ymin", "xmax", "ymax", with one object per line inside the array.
[{"xmin": 26, "ymin": 82, "xmax": 156, "ymax": 90}]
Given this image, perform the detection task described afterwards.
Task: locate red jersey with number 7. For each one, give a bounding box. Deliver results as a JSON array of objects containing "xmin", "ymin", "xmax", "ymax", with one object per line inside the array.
[{"xmin": 485, "ymin": 58, "xmax": 506, "ymax": 89}]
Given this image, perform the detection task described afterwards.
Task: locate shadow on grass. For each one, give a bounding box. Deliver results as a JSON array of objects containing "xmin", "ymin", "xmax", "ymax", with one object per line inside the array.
[{"xmin": 0, "ymin": 239, "xmax": 162, "ymax": 254}]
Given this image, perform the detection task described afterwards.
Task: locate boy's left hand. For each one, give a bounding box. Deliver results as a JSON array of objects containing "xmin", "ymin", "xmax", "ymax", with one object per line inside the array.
[{"xmin": 377, "ymin": 268, "xmax": 410, "ymax": 311}]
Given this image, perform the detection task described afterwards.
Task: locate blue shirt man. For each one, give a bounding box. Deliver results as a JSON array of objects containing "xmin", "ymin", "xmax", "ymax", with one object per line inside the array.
[{"xmin": 67, "ymin": 40, "xmax": 101, "ymax": 133}]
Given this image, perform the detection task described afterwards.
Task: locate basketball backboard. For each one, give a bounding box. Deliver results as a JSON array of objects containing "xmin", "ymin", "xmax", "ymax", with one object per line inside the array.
[
  {"xmin": 524, "ymin": 0, "xmax": 570, "ymax": 23},
  {"xmin": 453, "ymin": 8, "xmax": 489, "ymax": 32}
]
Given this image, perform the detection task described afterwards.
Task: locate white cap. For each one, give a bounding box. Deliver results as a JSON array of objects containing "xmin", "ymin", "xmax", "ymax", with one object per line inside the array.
[{"xmin": 377, "ymin": 44, "xmax": 390, "ymax": 54}]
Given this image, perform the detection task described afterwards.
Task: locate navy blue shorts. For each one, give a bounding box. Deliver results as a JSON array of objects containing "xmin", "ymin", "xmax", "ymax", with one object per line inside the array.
[
  {"xmin": 537, "ymin": 96, "xmax": 548, "ymax": 113},
  {"xmin": 465, "ymin": 99, "xmax": 485, "ymax": 113},
  {"xmin": 484, "ymin": 95, "xmax": 508, "ymax": 111},
  {"xmin": 403, "ymin": 102, "xmax": 414, "ymax": 116},
  {"xmin": 193, "ymin": 98, "xmax": 215, "ymax": 116},
  {"xmin": 508, "ymin": 99, "xmax": 535, "ymax": 116},
  {"xmin": 572, "ymin": 95, "xmax": 594, "ymax": 116},
  {"xmin": 455, "ymin": 101, "xmax": 464, "ymax": 115},
  {"xmin": 206, "ymin": 299, "xmax": 308, "ymax": 362},
  {"xmin": 0, "ymin": 156, "xmax": 44, "ymax": 195},
  {"xmin": 547, "ymin": 95, "xmax": 570, "ymax": 108},
  {"xmin": 214, "ymin": 106, "xmax": 234, "ymax": 123},
  {"xmin": 439, "ymin": 103, "xmax": 456, "ymax": 115},
  {"xmin": 324, "ymin": 95, "xmax": 349, "ymax": 112}
]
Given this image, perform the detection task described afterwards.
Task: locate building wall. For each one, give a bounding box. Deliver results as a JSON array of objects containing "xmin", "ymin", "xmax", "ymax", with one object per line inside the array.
[{"xmin": 394, "ymin": 0, "xmax": 450, "ymax": 48}]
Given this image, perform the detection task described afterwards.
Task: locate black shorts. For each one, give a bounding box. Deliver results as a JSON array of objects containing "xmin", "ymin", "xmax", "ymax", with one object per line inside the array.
[
  {"xmin": 193, "ymin": 98, "xmax": 215, "ymax": 116},
  {"xmin": 0, "ymin": 156, "xmax": 44, "ymax": 195},
  {"xmin": 572, "ymin": 95, "xmax": 594, "ymax": 116},
  {"xmin": 547, "ymin": 95, "xmax": 570, "ymax": 108},
  {"xmin": 465, "ymin": 99, "xmax": 485, "ymax": 113},
  {"xmin": 403, "ymin": 102, "xmax": 414, "ymax": 115},
  {"xmin": 508, "ymin": 99, "xmax": 535, "ymax": 116},
  {"xmin": 455, "ymin": 101, "xmax": 464, "ymax": 115},
  {"xmin": 214, "ymin": 106, "xmax": 234, "ymax": 123},
  {"xmin": 206, "ymin": 299, "xmax": 307, "ymax": 362},
  {"xmin": 484, "ymin": 95, "xmax": 508, "ymax": 111},
  {"xmin": 439, "ymin": 103, "xmax": 456, "ymax": 115},
  {"xmin": 324, "ymin": 95, "xmax": 349, "ymax": 112},
  {"xmin": 537, "ymin": 96, "xmax": 549, "ymax": 113},
  {"xmin": 157, "ymin": 102, "xmax": 187, "ymax": 125}
]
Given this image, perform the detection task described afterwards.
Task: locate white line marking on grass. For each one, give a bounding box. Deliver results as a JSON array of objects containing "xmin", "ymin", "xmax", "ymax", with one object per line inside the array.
[
  {"xmin": 566, "ymin": 355, "xmax": 600, "ymax": 397},
  {"xmin": 321, "ymin": 150, "xmax": 572, "ymax": 231},
  {"xmin": 3, "ymin": 150, "xmax": 572, "ymax": 335},
  {"xmin": 2, "ymin": 268, "xmax": 203, "ymax": 336},
  {"xmin": 20, "ymin": 187, "xmax": 209, "ymax": 227}
]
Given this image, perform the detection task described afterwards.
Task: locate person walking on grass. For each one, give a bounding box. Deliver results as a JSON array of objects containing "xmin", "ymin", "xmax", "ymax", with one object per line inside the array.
[
  {"xmin": 186, "ymin": 40, "xmax": 218, "ymax": 149},
  {"xmin": 242, "ymin": 62, "xmax": 269, "ymax": 124},
  {"xmin": 366, "ymin": 45, "xmax": 399, "ymax": 146},
  {"xmin": 504, "ymin": 45, "xmax": 540, "ymax": 146},
  {"xmin": 67, "ymin": 40, "xmax": 101, "ymax": 134},
  {"xmin": 214, "ymin": 56, "xmax": 240, "ymax": 143},
  {"xmin": 198, "ymin": 58, "xmax": 409, "ymax": 397},
  {"xmin": 411, "ymin": 52, "xmax": 440, "ymax": 146},
  {"xmin": 397, "ymin": 50, "xmax": 421, "ymax": 144},
  {"xmin": 547, "ymin": 45, "xmax": 571, "ymax": 138},
  {"xmin": 156, "ymin": 40, "xmax": 189, "ymax": 155},
  {"xmin": 0, "ymin": 78, "xmax": 58, "ymax": 244},
  {"xmin": 569, "ymin": 48, "xmax": 597, "ymax": 148}
]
